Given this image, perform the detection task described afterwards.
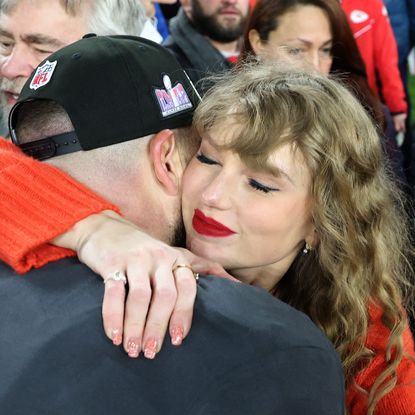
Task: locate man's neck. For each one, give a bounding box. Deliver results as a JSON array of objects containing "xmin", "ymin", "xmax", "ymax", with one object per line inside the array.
[{"xmin": 208, "ymin": 38, "xmax": 240, "ymax": 54}]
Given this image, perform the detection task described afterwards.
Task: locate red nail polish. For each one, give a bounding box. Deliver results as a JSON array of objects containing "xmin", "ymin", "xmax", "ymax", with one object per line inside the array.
[
  {"xmin": 127, "ymin": 338, "xmax": 140, "ymax": 358},
  {"xmin": 171, "ymin": 326, "xmax": 184, "ymax": 346},
  {"xmin": 112, "ymin": 329, "xmax": 122, "ymax": 346},
  {"xmin": 144, "ymin": 338, "xmax": 158, "ymax": 359}
]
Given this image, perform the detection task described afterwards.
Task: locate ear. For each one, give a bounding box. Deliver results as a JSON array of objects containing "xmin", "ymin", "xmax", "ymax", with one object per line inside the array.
[
  {"xmin": 149, "ymin": 129, "xmax": 183, "ymax": 196},
  {"xmin": 305, "ymin": 228, "xmax": 319, "ymax": 249},
  {"xmin": 248, "ymin": 29, "xmax": 266, "ymax": 57}
]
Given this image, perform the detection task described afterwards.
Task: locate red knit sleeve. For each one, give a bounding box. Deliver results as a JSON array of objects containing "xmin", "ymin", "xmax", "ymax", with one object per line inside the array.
[
  {"xmin": 346, "ymin": 305, "xmax": 415, "ymax": 415},
  {"xmin": 0, "ymin": 138, "xmax": 120, "ymax": 274}
]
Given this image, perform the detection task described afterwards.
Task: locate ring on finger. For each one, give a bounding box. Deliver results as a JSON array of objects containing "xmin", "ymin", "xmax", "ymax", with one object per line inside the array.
[
  {"xmin": 172, "ymin": 263, "xmax": 199, "ymax": 282},
  {"xmin": 104, "ymin": 270, "xmax": 128, "ymax": 285}
]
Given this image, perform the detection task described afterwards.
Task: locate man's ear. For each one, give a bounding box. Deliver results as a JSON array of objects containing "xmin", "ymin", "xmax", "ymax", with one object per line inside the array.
[{"xmin": 149, "ymin": 129, "xmax": 183, "ymax": 195}]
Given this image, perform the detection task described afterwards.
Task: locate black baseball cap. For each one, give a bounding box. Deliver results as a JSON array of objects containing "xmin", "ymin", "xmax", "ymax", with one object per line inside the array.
[{"xmin": 9, "ymin": 34, "xmax": 201, "ymax": 160}]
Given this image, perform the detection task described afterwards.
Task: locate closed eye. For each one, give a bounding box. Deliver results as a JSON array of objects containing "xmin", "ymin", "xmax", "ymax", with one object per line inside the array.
[
  {"xmin": 0, "ymin": 40, "xmax": 12, "ymax": 54},
  {"xmin": 34, "ymin": 48, "xmax": 54, "ymax": 54},
  {"xmin": 196, "ymin": 153, "xmax": 218, "ymax": 165},
  {"xmin": 288, "ymin": 47, "xmax": 304, "ymax": 56},
  {"xmin": 249, "ymin": 178, "xmax": 278, "ymax": 193}
]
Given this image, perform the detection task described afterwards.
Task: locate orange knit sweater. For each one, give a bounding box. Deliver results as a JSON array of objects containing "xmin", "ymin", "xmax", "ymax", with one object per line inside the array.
[
  {"xmin": 1, "ymin": 137, "xmax": 415, "ymax": 414},
  {"xmin": 346, "ymin": 304, "xmax": 415, "ymax": 414},
  {"xmin": 0, "ymin": 138, "xmax": 119, "ymax": 273}
]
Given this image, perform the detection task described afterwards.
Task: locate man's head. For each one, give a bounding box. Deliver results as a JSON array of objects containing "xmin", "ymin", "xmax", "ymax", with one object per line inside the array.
[
  {"xmin": 182, "ymin": 0, "xmax": 249, "ymax": 43},
  {"xmin": 11, "ymin": 35, "xmax": 200, "ymax": 244},
  {"xmin": 0, "ymin": 0, "xmax": 146, "ymax": 124}
]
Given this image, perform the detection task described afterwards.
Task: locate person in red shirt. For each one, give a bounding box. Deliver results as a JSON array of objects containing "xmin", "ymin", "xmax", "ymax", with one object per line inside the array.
[{"xmin": 341, "ymin": 0, "xmax": 407, "ymax": 134}]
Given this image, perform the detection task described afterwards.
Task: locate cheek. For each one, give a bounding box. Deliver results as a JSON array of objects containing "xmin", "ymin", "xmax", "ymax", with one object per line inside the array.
[
  {"xmin": 200, "ymin": 0, "xmax": 215, "ymax": 13},
  {"xmin": 182, "ymin": 161, "xmax": 206, "ymax": 212},
  {"xmin": 321, "ymin": 58, "xmax": 333, "ymax": 74},
  {"xmin": 240, "ymin": 0, "xmax": 250, "ymax": 13},
  {"xmin": 245, "ymin": 198, "xmax": 311, "ymax": 243},
  {"xmin": 260, "ymin": 41, "xmax": 282, "ymax": 60}
]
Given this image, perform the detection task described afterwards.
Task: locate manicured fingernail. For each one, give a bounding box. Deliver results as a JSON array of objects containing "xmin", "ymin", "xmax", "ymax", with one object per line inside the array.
[
  {"xmin": 171, "ymin": 326, "xmax": 184, "ymax": 346},
  {"xmin": 127, "ymin": 338, "xmax": 140, "ymax": 358},
  {"xmin": 112, "ymin": 329, "xmax": 122, "ymax": 346},
  {"xmin": 144, "ymin": 338, "xmax": 158, "ymax": 359}
]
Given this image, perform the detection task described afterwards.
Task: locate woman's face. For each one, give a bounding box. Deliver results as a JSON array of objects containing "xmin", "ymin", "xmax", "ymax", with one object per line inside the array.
[
  {"xmin": 249, "ymin": 5, "xmax": 333, "ymax": 74},
  {"xmin": 182, "ymin": 126, "xmax": 315, "ymax": 290}
]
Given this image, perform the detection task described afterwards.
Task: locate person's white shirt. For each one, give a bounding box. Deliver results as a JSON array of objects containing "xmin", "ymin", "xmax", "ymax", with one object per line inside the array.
[{"xmin": 140, "ymin": 18, "xmax": 163, "ymax": 44}]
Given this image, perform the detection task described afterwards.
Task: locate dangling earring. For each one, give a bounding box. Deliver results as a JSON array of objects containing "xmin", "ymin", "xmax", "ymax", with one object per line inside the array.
[{"xmin": 303, "ymin": 242, "xmax": 313, "ymax": 254}]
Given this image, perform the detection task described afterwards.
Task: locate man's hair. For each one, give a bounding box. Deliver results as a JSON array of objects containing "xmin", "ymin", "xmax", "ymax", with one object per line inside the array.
[
  {"xmin": 16, "ymin": 99, "xmax": 199, "ymax": 166},
  {"xmin": 0, "ymin": 0, "xmax": 146, "ymax": 36},
  {"xmin": 15, "ymin": 100, "xmax": 73, "ymax": 143}
]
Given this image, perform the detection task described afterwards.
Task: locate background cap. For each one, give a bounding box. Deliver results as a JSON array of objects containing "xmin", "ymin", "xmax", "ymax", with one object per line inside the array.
[{"xmin": 9, "ymin": 34, "xmax": 200, "ymax": 154}]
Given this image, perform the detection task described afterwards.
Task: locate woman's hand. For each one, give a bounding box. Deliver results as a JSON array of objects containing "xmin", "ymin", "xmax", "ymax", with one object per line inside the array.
[{"xmin": 52, "ymin": 210, "xmax": 230, "ymax": 358}]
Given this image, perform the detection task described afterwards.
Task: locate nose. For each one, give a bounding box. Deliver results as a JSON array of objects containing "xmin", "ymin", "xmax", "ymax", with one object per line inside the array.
[
  {"xmin": 0, "ymin": 47, "xmax": 36, "ymax": 80},
  {"xmin": 308, "ymin": 51, "xmax": 321, "ymax": 73},
  {"xmin": 201, "ymin": 171, "xmax": 233, "ymax": 210}
]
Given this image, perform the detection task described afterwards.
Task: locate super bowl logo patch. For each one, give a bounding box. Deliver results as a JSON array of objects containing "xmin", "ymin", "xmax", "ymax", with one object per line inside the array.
[
  {"xmin": 154, "ymin": 74, "xmax": 193, "ymax": 117},
  {"xmin": 30, "ymin": 60, "xmax": 57, "ymax": 90}
]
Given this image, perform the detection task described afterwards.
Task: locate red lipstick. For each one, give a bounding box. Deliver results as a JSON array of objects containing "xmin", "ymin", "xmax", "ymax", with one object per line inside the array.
[{"xmin": 192, "ymin": 209, "xmax": 236, "ymax": 237}]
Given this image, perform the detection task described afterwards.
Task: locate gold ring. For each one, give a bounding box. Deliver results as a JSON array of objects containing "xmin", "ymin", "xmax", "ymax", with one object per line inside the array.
[
  {"xmin": 104, "ymin": 271, "xmax": 127, "ymax": 285},
  {"xmin": 172, "ymin": 264, "xmax": 199, "ymax": 282}
]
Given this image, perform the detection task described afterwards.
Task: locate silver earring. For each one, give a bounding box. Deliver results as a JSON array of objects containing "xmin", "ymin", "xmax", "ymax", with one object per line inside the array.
[{"xmin": 303, "ymin": 243, "xmax": 313, "ymax": 254}]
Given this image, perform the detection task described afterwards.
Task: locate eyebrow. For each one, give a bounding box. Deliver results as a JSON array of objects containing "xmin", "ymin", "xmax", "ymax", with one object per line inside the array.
[
  {"xmin": 283, "ymin": 38, "xmax": 333, "ymax": 47},
  {"xmin": 21, "ymin": 33, "xmax": 66, "ymax": 48},
  {"xmin": 0, "ymin": 29, "xmax": 65, "ymax": 48},
  {"xmin": 261, "ymin": 162, "xmax": 294, "ymax": 185},
  {"xmin": 203, "ymin": 134, "xmax": 295, "ymax": 184},
  {"xmin": 0, "ymin": 28, "xmax": 12, "ymax": 38}
]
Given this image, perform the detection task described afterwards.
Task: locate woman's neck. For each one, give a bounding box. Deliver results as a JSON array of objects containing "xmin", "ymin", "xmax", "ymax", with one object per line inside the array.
[{"xmin": 229, "ymin": 261, "xmax": 290, "ymax": 293}]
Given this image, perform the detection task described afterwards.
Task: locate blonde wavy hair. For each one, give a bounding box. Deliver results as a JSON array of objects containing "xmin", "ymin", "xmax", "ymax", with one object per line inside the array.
[{"xmin": 193, "ymin": 61, "xmax": 415, "ymax": 414}]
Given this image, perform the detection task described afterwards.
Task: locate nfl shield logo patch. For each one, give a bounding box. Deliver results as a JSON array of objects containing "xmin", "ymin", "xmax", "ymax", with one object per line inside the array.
[{"xmin": 30, "ymin": 60, "xmax": 57, "ymax": 90}]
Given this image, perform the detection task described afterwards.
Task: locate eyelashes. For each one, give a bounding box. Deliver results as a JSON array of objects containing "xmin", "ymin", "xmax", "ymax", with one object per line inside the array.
[
  {"xmin": 196, "ymin": 152, "xmax": 279, "ymax": 194},
  {"xmin": 249, "ymin": 178, "xmax": 278, "ymax": 194},
  {"xmin": 196, "ymin": 153, "xmax": 217, "ymax": 165}
]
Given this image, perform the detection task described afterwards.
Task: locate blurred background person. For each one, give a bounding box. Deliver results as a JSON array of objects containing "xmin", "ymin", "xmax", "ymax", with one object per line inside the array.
[
  {"xmin": 341, "ymin": 0, "xmax": 407, "ymax": 136},
  {"xmin": 341, "ymin": 0, "xmax": 410, "ymax": 191},
  {"xmin": 140, "ymin": 0, "xmax": 178, "ymax": 42},
  {"xmin": 241, "ymin": 0, "xmax": 408, "ymax": 185},
  {"xmin": 242, "ymin": 0, "xmax": 384, "ymax": 128},
  {"xmin": 0, "ymin": 0, "xmax": 146, "ymax": 136},
  {"xmin": 163, "ymin": 0, "xmax": 250, "ymax": 89},
  {"xmin": 384, "ymin": 0, "xmax": 415, "ymax": 187}
]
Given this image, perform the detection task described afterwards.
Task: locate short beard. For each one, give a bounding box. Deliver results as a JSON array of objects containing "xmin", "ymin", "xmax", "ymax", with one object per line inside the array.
[
  {"xmin": 0, "ymin": 107, "xmax": 8, "ymax": 136},
  {"xmin": 0, "ymin": 77, "xmax": 26, "ymax": 136},
  {"xmin": 191, "ymin": 0, "xmax": 248, "ymax": 43},
  {"xmin": 0, "ymin": 93, "xmax": 11, "ymax": 134}
]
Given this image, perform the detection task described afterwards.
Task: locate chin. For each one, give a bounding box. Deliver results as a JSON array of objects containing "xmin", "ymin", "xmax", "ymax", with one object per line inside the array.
[{"xmin": 187, "ymin": 237, "xmax": 231, "ymax": 265}]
